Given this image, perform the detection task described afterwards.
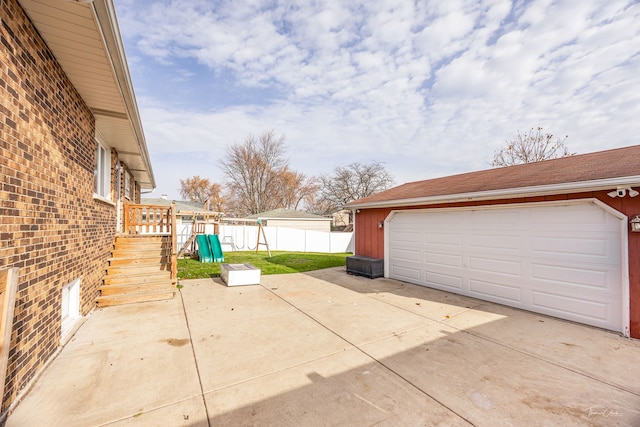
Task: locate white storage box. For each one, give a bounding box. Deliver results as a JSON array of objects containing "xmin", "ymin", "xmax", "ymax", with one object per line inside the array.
[{"xmin": 221, "ymin": 263, "xmax": 261, "ymax": 286}]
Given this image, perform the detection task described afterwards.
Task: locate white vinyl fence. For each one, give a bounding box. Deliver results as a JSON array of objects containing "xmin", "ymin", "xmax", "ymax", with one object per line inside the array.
[{"xmin": 177, "ymin": 222, "xmax": 354, "ymax": 254}]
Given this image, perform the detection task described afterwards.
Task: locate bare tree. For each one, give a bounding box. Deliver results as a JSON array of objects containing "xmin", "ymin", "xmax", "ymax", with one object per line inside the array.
[
  {"xmin": 492, "ymin": 127, "xmax": 573, "ymax": 167},
  {"xmin": 274, "ymin": 169, "xmax": 318, "ymax": 210},
  {"xmin": 221, "ymin": 130, "xmax": 310, "ymax": 216},
  {"xmin": 178, "ymin": 176, "xmax": 223, "ymax": 210},
  {"xmin": 304, "ymin": 193, "xmax": 336, "ymax": 216},
  {"xmin": 316, "ymin": 161, "xmax": 394, "ymax": 213}
]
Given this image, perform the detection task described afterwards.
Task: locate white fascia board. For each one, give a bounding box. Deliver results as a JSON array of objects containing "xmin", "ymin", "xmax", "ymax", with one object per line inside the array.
[{"xmin": 347, "ymin": 176, "xmax": 640, "ymax": 209}]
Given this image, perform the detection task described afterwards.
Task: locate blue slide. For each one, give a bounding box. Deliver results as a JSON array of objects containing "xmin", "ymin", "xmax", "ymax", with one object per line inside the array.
[
  {"xmin": 208, "ymin": 234, "xmax": 225, "ymax": 262},
  {"xmin": 196, "ymin": 234, "xmax": 213, "ymax": 263}
]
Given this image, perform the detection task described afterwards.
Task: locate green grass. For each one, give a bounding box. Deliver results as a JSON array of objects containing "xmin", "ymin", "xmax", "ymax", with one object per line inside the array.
[{"xmin": 178, "ymin": 251, "xmax": 351, "ymax": 280}]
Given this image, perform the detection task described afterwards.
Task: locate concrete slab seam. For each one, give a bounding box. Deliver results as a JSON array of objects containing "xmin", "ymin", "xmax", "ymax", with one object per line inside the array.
[
  {"xmin": 199, "ymin": 347, "xmax": 354, "ymax": 395},
  {"xmin": 259, "ymin": 283, "xmax": 478, "ymax": 426},
  {"xmin": 359, "ymin": 286, "xmax": 640, "ymax": 397},
  {"xmin": 178, "ymin": 289, "xmax": 212, "ymax": 427},
  {"xmin": 96, "ymin": 393, "xmax": 206, "ymax": 426},
  {"xmin": 450, "ymin": 327, "xmax": 640, "ymax": 397}
]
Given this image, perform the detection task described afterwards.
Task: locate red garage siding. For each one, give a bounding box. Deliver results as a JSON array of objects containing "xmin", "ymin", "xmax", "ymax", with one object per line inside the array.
[{"xmin": 354, "ymin": 189, "xmax": 640, "ymax": 338}]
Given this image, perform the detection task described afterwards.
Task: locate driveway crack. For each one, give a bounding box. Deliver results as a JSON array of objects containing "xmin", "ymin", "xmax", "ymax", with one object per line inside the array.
[
  {"xmin": 263, "ymin": 285, "xmax": 477, "ymax": 426},
  {"xmin": 179, "ymin": 288, "xmax": 212, "ymax": 426}
]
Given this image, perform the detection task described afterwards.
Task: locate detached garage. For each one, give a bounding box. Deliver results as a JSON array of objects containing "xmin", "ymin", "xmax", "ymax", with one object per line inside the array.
[{"xmin": 346, "ymin": 146, "xmax": 640, "ymax": 338}]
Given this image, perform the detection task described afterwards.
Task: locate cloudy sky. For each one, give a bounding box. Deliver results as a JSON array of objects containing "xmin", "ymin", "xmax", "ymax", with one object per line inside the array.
[{"xmin": 114, "ymin": 0, "xmax": 640, "ymax": 200}]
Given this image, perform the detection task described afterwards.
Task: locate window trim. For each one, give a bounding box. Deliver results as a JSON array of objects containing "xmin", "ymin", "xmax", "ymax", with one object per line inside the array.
[
  {"xmin": 124, "ymin": 170, "xmax": 131, "ymax": 200},
  {"xmin": 94, "ymin": 141, "xmax": 111, "ymax": 200}
]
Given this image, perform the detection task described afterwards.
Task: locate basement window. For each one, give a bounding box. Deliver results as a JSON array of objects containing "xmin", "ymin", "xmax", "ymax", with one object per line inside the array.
[{"xmin": 61, "ymin": 278, "xmax": 81, "ymax": 341}]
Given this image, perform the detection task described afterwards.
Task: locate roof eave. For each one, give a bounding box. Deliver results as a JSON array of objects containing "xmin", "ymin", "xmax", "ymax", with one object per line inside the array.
[
  {"xmin": 18, "ymin": 0, "xmax": 155, "ymax": 190},
  {"xmin": 346, "ymin": 176, "xmax": 640, "ymax": 209},
  {"xmin": 91, "ymin": 0, "xmax": 155, "ymax": 189}
]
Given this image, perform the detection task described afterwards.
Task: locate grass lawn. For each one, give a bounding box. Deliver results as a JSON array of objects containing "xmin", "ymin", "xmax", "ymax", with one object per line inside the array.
[{"xmin": 178, "ymin": 251, "xmax": 352, "ymax": 280}]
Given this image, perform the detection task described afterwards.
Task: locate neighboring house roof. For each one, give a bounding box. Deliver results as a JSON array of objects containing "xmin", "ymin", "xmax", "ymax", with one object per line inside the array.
[
  {"xmin": 347, "ymin": 145, "xmax": 640, "ymax": 209},
  {"xmin": 18, "ymin": 0, "xmax": 155, "ymax": 190},
  {"xmin": 247, "ymin": 209, "xmax": 332, "ymax": 221},
  {"xmin": 141, "ymin": 198, "xmax": 209, "ymax": 213}
]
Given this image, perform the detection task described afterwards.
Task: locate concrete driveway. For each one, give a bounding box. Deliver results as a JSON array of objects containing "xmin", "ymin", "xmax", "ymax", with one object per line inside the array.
[{"xmin": 7, "ymin": 267, "xmax": 640, "ymax": 426}]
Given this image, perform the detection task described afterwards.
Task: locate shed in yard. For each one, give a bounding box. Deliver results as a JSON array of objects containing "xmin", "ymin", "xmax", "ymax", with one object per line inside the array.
[
  {"xmin": 247, "ymin": 209, "xmax": 332, "ymax": 232},
  {"xmin": 346, "ymin": 146, "xmax": 640, "ymax": 339}
]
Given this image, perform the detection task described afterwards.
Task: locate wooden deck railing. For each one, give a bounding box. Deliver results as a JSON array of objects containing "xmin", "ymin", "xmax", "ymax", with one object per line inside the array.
[
  {"xmin": 124, "ymin": 203, "xmax": 174, "ymax": 234},
  {"xmin": 123, "ymin": 203, "xmax": 177, "ymax": 282}
]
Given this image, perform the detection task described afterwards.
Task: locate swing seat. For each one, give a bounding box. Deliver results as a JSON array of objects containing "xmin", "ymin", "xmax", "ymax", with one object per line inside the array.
[{"xmin": 220, "ymin": 235, "xmax": 236, "ymax": 251}]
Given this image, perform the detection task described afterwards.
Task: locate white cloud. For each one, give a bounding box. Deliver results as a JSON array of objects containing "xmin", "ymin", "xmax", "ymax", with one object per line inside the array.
[{"xmin": 116, "ymin": 0, "xmax": 640, "ymax": 199}]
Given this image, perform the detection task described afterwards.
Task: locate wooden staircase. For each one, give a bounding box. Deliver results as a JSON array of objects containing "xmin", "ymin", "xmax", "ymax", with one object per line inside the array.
[{"xmin": 97, "ymin": 235, "xmax": 177, "ymax": 307}]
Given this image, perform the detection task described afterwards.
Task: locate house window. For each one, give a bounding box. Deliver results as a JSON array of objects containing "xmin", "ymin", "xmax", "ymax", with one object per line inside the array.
[
  {"xmin": 124, "ymin": 170, "xmax": 131, "ymax": 200},
  {"xmin": 94, "ymin": 142, "xmax": 111, "ymax": 199}
]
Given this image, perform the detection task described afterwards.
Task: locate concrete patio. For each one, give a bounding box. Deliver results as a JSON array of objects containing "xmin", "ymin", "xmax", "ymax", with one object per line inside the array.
[{"xmin": 7, "ymin": 267, "xmax": 640, "ymax": 426}]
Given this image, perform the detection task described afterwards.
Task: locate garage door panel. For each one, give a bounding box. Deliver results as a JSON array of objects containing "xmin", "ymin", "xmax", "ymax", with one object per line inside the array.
[
  {"xmin": 470, "ymin": 210, "xmax": 520, "ymax": 227},
  {"xmin": 469, "ymin": 234, "xmax": 520, "ymax": 251},
  {"xmin": 424, "ymin": 232, "xmax": 462, "ymax": 247},
  {"xmin": 426, "ymin": 252, "xmax": 462, "ymax": 267},
  {"xmin": 532, "ymin": 236, "xmax": 613, "ymax": 259},
  {"xmin": 388, "ymin": 202, "xmax": 624, "ymax": 332},
  {"xmin": 391, "ymin": 265, "xmax": 421, "ymax": 282},
  {"xmin": 469, "ymin": 279, "xmax": 522, "ymax": 303},
  {"xmin": 469, "ymin": 257, "xmax": 521, "ymax": 276},
  {"xmin": 422, "ymin": 263, "xmax": 464, "ymax": 280},
  {"xmin": 391, "ymin": 248, "xmax": 421, "ymax": 262},
  {"xmin": 425, "ymin": 272, "xmax": 463, "ymax": 290},
  {"xmin": 531, "ymin": 291, "xmax": 616, "ymax": 325},
  {"xmin": 530, "ymin": 204, "xmax": 608, "ymax": 225},
  {"xmin": 531, "ymin": 263, "xmax": 614, "ymax": 290},
  {"xmin": 393, "ymin": 231, "xmax": 420, "ymax": 244}
]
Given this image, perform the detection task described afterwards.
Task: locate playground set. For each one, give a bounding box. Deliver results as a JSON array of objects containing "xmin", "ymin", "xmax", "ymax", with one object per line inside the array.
[{"xmin": 177, "ymin": 213, "xmax": 271, "ymax": 263}]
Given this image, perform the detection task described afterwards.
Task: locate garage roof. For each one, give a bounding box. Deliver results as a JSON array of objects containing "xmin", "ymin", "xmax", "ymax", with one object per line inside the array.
[
  {"xmin": 347, "ymin": 145, "xmax": 640, "ymax": 209},
  {"xmin": 18, "ymin": 0, "xmax": 155, "ymax": 190}
]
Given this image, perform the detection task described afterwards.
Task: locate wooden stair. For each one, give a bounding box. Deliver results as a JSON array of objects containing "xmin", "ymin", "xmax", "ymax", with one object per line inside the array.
[{"xmin": 97, "ymin": 235, "xmax": 176, "ymax": 307}]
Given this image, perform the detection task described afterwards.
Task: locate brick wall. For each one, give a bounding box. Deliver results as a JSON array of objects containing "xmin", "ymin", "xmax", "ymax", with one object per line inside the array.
[{"xmin": 0, "ymin": 0, "xmax": 137, "ymax": 411}]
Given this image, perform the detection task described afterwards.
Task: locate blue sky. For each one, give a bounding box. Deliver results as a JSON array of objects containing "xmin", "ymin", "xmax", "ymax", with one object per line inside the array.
[{"xmin": 114, "ymin": 0, "xmax": 640, "ymax": 200}]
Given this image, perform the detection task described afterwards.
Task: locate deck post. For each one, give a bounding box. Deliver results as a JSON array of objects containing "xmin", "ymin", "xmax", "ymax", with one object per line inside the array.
[
  {"xmin": 170, "ymin": 202, "xmax": 178, "ymax": 283},
  {"xmin": 123, "ymin": 202, "xmax": 130, "ymax": 234}
]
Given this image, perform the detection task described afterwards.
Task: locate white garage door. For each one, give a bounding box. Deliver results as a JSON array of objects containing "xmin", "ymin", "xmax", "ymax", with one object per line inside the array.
[{"xmin": 388, "ymin": 202, "xmax": 624, "ymax": 332}]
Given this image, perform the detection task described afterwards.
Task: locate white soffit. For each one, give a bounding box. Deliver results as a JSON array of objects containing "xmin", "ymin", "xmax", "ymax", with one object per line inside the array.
[{"xmin": 18, "ymin": 0, "xmax": 155, "ymax": 189}]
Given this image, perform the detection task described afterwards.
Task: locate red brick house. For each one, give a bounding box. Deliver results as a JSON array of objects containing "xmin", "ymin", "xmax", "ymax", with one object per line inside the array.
[
  {"xmin": 346, "ymin": 146, "xmax": 640, "ymax": 339},
  {"xmin": 0, "ymin": 0, "xmax": 157, "ymax": 415}
]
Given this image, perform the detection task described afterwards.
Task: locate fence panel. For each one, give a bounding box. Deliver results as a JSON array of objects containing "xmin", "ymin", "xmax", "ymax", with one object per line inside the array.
[{"xmin": 177, "ymin": 222, "xmax": 353, "ymax": 253}]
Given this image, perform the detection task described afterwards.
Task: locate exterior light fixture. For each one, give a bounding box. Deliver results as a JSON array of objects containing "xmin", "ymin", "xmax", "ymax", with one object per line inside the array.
[
  {"xmin": 378, "ymin": 220, "xmax": 384, "ymax": 229},
  {"xmin": 631, "ymin": 215, "xmax": 640, "ymax": 232},
  {"xmin": 607, "ymin": 187, "xmax": 639, "ymax": 198}
]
